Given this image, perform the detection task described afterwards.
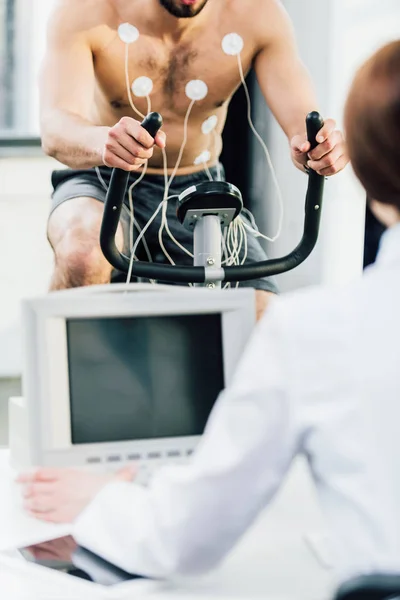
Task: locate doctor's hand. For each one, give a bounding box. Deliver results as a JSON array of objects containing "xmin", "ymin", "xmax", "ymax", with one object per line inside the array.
[
  {"xmin": 25, "ymin": 536, "xmax": 77, "ymax": 562},
  {"xmin": 16, "ymin": 465, "xmax": 136, "ymax": 524},
  {"xmin": 291, "ymin": 118, "xmax": 348, "ymax": 176}
]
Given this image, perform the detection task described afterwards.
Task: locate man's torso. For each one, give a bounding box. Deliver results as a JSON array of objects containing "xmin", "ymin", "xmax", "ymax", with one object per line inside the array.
[{"xmin": 62, "ymin": 0, "xmax": 271, "ymax": 170}]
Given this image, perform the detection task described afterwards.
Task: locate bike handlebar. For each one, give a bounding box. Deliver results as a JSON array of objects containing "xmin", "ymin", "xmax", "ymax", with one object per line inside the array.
[{"xmin": 100, "ymin": 111, "xmax": 325, "ymax": 283}]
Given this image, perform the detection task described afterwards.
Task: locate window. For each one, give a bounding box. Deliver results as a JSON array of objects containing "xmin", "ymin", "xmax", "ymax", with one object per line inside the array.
[
  {"xmin": 0, "ymin": 0, "xmax": 14, "ymax": 132},
  {"xmin": 0, "ymin": 0, "xmax": 55, "ymax": 140}
]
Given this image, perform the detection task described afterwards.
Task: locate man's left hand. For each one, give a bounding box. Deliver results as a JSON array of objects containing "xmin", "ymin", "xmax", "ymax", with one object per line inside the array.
[
  {"xmin": 16, "ymin": 466, "xmax": 136, "ymax": 523},
  {"xmin": 291, "ymin": 118, "xmax": 348, "ymax": 176}
]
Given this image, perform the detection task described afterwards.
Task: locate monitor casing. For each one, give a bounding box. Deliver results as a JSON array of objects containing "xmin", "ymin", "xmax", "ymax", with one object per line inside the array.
[{"xmin": 11, "ymin": 284, "xmax": 255, "ymax": 471}]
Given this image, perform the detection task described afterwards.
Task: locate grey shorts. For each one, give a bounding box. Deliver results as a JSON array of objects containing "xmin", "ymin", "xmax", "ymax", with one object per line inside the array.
[{"xmin": 51, "ymin": 164, "xmax": 278, "ymax": 293}]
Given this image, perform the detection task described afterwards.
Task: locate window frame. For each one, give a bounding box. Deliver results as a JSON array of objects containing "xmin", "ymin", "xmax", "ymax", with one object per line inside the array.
[{"xmin": 0, "ymin": 0, "xmax": 44, "ymax": 155}]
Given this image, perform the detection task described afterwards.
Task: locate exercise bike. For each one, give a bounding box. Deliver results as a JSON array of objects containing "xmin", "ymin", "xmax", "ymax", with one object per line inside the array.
[{"xmin": 100, "ymin": 111, "xmax": 325, "ymax": 287}]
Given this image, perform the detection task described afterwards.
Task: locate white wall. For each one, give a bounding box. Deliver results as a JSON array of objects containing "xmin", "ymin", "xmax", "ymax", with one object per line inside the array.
[
  {"xmin": 13, "ymin": 0, "xmax": 55, "ymax": 134},
  {"xmin": 321, "ymin": 0, "xmax": 400, "ymax": 287},
  {"xmin": 258, "ymin": 0, "xmax": 400, "ymax": 292},
  {"xmin": 0, "ymin": 157, "xmax": 56, "ymax": 376},
  {"xmin": 0, "ymin": 0, "xmax": 57, "ymax": 376},
  {"xmin": 253, "ymin": 0, "xmax": 332, "ymax": 293}
]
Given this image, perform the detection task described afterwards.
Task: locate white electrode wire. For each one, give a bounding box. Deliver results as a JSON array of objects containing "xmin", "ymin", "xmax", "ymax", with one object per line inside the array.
[
  {"xmin": 131, "ymin": 218, "xmax": 153, "ymax": 263},
  {"xmin": 228, "ymin": 222, "xmax": 236, "ymax": 266},
  {"xmin": 127, "ymin": 162, "xmax": 148, "ymax": 250},
  {"xmin": 158, "ymin": 202, "xmax": 176, "ymax": 265},
  {"xmin": 131, "ymin": 144, "xmax": 191, "ymax": 269},
  {"xmin": 225, "ymin": 219, "xmax": 242, "ymax": 266},
  {"xmin": 231, "ymin": 219, "xmax": 241, "ymax": 264},
  {"xmin": 158, "ymin": 147, "xmax": 175, "ymax": 264},
  {"xmin": 236, "ymin": 217, "xmax": 248, "ymax": 288},
  {"xmin": 237, "ymin": 53, "xmax": 284, "ymax": 242},
  {"xmin": 240, "ymin": 207, "xmax": 259, "ymax": 231},
  {"xmin": 123, "ymin": 47, "xmax": 155, "ymax": 264},
  {"xmin": 117, "ymin": 49, "xmax": 181, "ymax": 282},
  {"xmin": 126, "ymin": 250, "xmax": 138, "ymax": 285},
  {"xmin": 222, "ymin": 225, "xmax": 232, "ymax": 266},
  {"xmin": 221, "ymin": 224, "xmax": 231, "ymax": 288},
  {"xmin": 161, "ymin": 146, "xmax": 169, "ymax": 194},
  {"xmin": 167, "ymin": 99, "xmax": 195, "ymax": 189},
  {"xmin": 233, "ymin": 218, "xmax": 246, "ymax": 265},
  {"xmin": 212, "ymin": 131, "xmax": 223, "ymax": 181},
  {"xmin": 125, "ymin": 163, "xmax": 155, "ymax": 277},
  {"xmin": 146, "ymin": 94, "xmax": 151, "ymax": 116},
  {"xmin": 95, "ymin": 166, "xmax": 108, "ymax": 191},
  {"xmin": 222, "ymin": 226, "xmax": 233, "ymax": 289},
  {"xmin": 234, "ymin": 219, "xmax": 244, "ymax": 264},
  {"xmin": 127, "ymin": 195, "xmax": 171, "ymax": 282},
  {"xmin": 240, "ymin": 219, "xmax": 281, "ymax": 243},
  {"xmin": 164, "ymin": 217, "xmax": 194, "ymax": 259},
  {"xmin": 224, "ymin": 222, "xmax": 235, "ymax": 265},
  {"xmin": 235, "ymin": 207, "xmax": 279, "ymax": 244},
  {"xmin": 125, "ymin": 44, "xmax": 145, "ymax": 120},
  {"xmin": 202, "ymin": 161, "xmax": 214, "ymax": 181},
  {"xmin": 239, "ymin": 219, "xmax": 248, "ymax": 265},
  {"xmin": 131, "ymin": 195, "xmax": 172, "ymax": 260},
  {"xmin": 94, "ymin": 165, "xmax": 153, "ymax": 269},
  {"xmin": 231, "ymin": 220, "xmax": 239, "ymax": 262},
  {"xmin": 221, "ymin": 227, "xmax": 232, "ymax": 266},
  {"xmin": 221, "ymin": 227, "xmax": 227, "ymax": 262},
  {"xmin": 158, "ymin": 201, "xmax": 194, "ymax": 287},
  {"xmin": 158, "ymin": 147, "xmax": 194, "ymax": 262},
  {"xmin": 232, "ymin": 218, "xmax": 247, "ymax": 288},
  {"xmin": 95, "ymin": 163, "xmax": 152, "ymax": 261},
  {"xmin": 227, "ymin": 219, "xmax": 244, "ymax": 266}
]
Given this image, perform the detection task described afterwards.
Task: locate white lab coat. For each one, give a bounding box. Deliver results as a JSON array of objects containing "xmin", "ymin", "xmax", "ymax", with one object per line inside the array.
[{"xmin": 73, "ymin": 223, "xmax": 400, "ymax": 583}]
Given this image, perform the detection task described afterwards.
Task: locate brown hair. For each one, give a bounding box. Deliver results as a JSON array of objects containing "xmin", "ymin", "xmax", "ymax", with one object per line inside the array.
[{"xmin": 344, "ymin": 40, "xmax": 400, "ymax": 209}]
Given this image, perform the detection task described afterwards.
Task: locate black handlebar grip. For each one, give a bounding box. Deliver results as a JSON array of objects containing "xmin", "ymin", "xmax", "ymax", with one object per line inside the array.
[
  {"xmin": 140, "ymin": 112, "xmax": 163, "ymax": 138},
  {"xmin": 100, "ymin": 112, "xmax": 163, "ymax": 273},
  {"xmin": 306, "ymin": 111, "xmax": 324, "ymax": 151}
]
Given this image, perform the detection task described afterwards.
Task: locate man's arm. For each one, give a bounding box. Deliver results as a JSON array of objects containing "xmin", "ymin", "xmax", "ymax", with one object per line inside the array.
[
  {"xmin": 253, "ymin": 1, "xmax": 348, "ymax": 176},
  {"xmin": 40, "ymin": 1, "xmax": 164, "ymax": 169},
  {"xmin": 39, "ymin": 2, "xmax": 110, "ymax": 167}
]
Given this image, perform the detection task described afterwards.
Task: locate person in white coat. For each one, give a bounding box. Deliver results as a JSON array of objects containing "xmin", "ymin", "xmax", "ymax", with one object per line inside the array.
[{"xmin": 18, "ymin": 40, "xmax": 400, "ymax": 584}]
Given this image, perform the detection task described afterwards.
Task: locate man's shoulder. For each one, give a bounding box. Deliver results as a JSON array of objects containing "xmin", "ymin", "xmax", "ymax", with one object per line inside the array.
[
  {"xmin": 50, "ymin": 0, "xmax": 116, "ymax": 34},
  {"xmin": 225, "ymin": 0, "xmax": 292, "ymax": 50},
  {"xmin": 227, "ymin": 1, "xmax": 287, "ymax": 28},
  {"xmin": 228, "ymin": 0, "xmax": 280, "ymax": 17}
]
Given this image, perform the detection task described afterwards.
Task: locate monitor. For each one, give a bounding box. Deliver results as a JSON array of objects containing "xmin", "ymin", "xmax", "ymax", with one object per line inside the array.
[{"xmin": 12, "ymin": 284, "xmax": 255, "ymax": 474}]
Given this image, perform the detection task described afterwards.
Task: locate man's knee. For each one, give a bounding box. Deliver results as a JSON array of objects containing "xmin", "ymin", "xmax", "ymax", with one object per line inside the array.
[
  {"xmin": 48, "ymin": 197, "xmax": 104, "ymax": 247},
  {"xmin": 255, "ymin": 290, "xmax": 275, "ymax": 320},
  {"xmin": 56, "ymin": 238, "xmax": 107, "ymax": 285},
  {"xmin": 48, "ymin": 197, "xmax": 123, "ymax": 288}
]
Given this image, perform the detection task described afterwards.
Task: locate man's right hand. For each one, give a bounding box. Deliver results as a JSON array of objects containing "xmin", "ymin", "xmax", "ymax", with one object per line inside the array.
[{"xmin": 102, "ymin": 116, "xmax": 166, "ymax": 171}]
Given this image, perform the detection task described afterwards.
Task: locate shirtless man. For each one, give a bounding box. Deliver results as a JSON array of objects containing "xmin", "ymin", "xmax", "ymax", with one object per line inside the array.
[{"xmin": 41, "ymin": 0, "xmax": 348, "ymax": 318}]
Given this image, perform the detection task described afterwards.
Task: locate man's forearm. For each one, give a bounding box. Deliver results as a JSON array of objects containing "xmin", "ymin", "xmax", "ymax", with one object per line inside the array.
[{"xmin": 41, "ymin": 110, "xmax": 110, "ymax": 169}]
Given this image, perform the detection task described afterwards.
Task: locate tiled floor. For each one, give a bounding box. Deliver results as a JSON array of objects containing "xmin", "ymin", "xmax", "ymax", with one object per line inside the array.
[{"xmin": 0, "ymin": 378, "xmax": 21, "ymax": 447}]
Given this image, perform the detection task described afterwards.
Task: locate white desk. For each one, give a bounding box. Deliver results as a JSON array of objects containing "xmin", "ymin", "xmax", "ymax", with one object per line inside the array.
[{"xmin": 0, "ymin": 449, "xmax": 335, "ymax": 600}]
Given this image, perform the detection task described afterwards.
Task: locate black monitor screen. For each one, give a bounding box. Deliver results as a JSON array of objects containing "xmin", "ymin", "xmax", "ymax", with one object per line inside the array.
[{"xmin": 66, "ymin": 314, "xmax": 224, "ymax": 444}]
